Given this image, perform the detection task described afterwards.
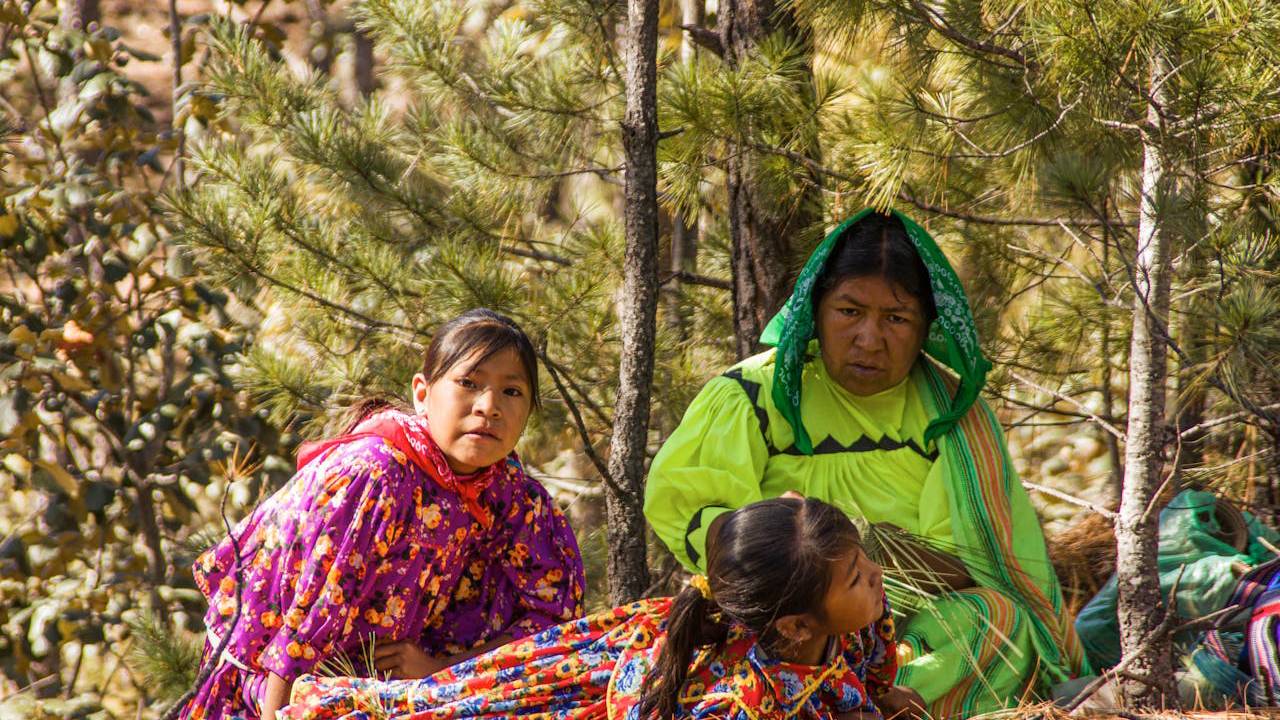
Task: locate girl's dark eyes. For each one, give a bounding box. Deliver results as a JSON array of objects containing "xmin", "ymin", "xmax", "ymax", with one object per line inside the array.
[
  {"xmin": 457, "ymin": 377, "xmax": 478, "ymax": 389},
  {"xmin": 503, "ymin": 388, "xmax": 524, "ymax": 397}
]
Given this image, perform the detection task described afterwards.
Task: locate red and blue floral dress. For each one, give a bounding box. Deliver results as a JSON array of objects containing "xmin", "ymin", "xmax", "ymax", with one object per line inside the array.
[{"xmin": 282, "ymin": 596, "xmax": 898, "ymax": 720}]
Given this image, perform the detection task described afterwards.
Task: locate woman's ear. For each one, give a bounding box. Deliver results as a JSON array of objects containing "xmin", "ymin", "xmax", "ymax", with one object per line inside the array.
[
  {"xmin": 411, "ymin": 373, "xmax": 430, "ymax": 416},
  {"xmin": 772, "ymin": 613, "xmax": 815, "ymax": 648}
]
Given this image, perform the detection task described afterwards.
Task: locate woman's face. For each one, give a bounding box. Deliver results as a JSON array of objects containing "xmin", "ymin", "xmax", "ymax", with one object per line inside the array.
[
  {"xmin": 816, "ymin": 275, "xmax": 929, "ymax": 396},
  {"xmin": 411, "ymin": 347, "xmax": 533, "ymax": 474},
  {"xmin": 817, "ymin": 546, "xmax": 885, "ymax": 636}
]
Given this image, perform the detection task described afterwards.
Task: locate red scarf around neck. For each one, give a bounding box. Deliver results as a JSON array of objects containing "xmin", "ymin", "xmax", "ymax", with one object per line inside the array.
[{"xmin": 295, "ymin": 410, "xmax": 499, "ymax": 529}]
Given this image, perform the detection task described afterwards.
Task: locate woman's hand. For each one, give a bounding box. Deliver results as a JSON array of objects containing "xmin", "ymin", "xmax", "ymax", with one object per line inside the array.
[
  {"xmin": 373, "ymin": 641, "xmax": 449, "ymax": 679},
  {"xmin": 875, "ymin": 686, "xmax": 927, "ymax": 720},
  {"xmin": 872, "ymin": 522, "xmax": 973, "ymax": 593}
]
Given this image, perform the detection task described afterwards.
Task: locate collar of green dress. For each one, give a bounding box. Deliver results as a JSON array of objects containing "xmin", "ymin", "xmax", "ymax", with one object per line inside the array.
[{"xmin": 760, "ymin": 208, "xmax": 993, "ymax": 455}]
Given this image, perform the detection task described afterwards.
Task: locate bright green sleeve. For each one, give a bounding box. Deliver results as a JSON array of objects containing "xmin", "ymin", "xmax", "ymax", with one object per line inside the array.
[{"xmin": 644, "ymin": 376, "xmax": 770, "ymax": 572}]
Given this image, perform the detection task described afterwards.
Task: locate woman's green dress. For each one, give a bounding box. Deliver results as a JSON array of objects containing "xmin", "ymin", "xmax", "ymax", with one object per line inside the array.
[{"xmin": 644, "ymin": 208, "xmax": 1089, "ymax": 718}]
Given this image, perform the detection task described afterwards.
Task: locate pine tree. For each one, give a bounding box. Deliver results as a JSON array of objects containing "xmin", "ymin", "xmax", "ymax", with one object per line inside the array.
[
  {"xmin": 608, "ymin": 0, "xmax": 659, "ymax": 604},
  {"xmin": 777, "ymin": 0, "xmax": 1280, "ymax": 707},
  {"xmin": 166, "ymin": 0, "xmax": 739, "ymax": 604},
  {"xmin": 676, "ymin": 0, "xmax": 826, "ymax": 357}
]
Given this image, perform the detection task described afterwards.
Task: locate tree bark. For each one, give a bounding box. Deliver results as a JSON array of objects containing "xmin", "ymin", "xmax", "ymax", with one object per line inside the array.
[
  {"xmin": 354, "ymin": 29, "xmax": 377, "ymax": 97},
  {"xmin": 718, "ymin": 0, "xmax": 821, "ymax": 359},
  {"xmin": 662, "ymin": 0, "xmax": 702, "ymax": 340},
  {"xmin": 168, "ymin": 0, "xmax": 185, "ymax": 189},
  {"xmin": 1264, "ymin": 428, "xmax": 1280, "ymax": 528},
  {"xmin": 1115, "ymin": 53, "xmax": 1178, "ymax": 707},
  {"xmin": 1099, "ymin": 218, "xmax": 1123, "ymax": 507},
  {"xmin": 133, "ymin": 480, "xmax": 168, "ymax": 584},
  {"xmin": 606, "ymin": 0, "xmax": 659, "ymax": 604},
  {"xmin": 680, "ymin": 0, "xmax": 703, "ymax": 63}
]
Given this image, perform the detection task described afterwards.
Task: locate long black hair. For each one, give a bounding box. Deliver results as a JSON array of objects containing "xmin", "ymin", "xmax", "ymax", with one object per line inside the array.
[
  {"xmin": 816, "ymin": 212, "xmax": 937, "ymax": 322},
  {"xmin": 343, "ymin": 308, "xmax": 540, "ymax": 432},
  {"xmin": 638, "ymin": 498, "xmax": 863, "ymax": 719}
]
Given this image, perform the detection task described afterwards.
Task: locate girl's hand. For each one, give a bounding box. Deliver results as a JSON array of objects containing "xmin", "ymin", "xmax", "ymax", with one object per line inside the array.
[
  {"xmin": 260, "ymin": 672, "xmax": 291, "ymax": 720},
  {"xmin": 875, "ymin": 687, "xmax": 927, "ymax": 720},
  {"xmin": 373, "ymin": 641, "xmax": 449, "ymax": 679}
]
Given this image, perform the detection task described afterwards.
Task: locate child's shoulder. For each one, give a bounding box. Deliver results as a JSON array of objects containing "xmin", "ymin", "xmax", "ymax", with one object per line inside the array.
[
  {"xmin": 310, "ymin": 434, "xmax": 408, "ymax": 470},
  {"xmin": 299, "ymin": 435, "xmax": 428, "ymax": 503}
]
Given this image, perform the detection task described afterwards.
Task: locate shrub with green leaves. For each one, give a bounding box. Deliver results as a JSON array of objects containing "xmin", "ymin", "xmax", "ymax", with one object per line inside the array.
[{"xmin": 0, "ymin": 0, "xmax": 290, "ymax": 707}]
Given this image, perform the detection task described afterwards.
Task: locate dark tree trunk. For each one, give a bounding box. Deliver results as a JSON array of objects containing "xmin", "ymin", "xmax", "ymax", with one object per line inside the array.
[
  {"xmin": 1265, "ymin": 428, "xmax": 1280, "ymax": 527},
  {"xmin": 354, "ymin": 29, "xmax": 377, "ymax": 97},
  {"xmin": 718, "ymin": 0, "xmax": 821, "ymax": 359},
  {"xmin": 168, "ymin": 0, "xmax": 185, "ymax": 188},
  {"xmin": 606, "ymin": 0, "xmax": 659, "ymax": 604},
  {"xmin": 1115, "ymin": 52, "xmax": 1178, "ymax": 708},
  {"xmin": 662, "ymin": 0, "xmax": 703, "ymax": 341},
  {"xmin": 664, "ymin": 212, "xmax": 698, "ymax": 338}
]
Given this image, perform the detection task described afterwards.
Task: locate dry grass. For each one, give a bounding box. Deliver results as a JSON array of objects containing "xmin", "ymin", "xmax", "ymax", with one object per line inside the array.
[
  {"xmin": 970, "ymin": 701, "xmax": 1280, "ymax": 720},
  {"xmin": 1048, "ymin": 513, "xmax": 1118, "ymax": 616}
]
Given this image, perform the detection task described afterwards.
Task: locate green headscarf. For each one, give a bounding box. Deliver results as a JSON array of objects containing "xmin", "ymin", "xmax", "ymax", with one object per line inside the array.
[{"xmin": 760, "ymin": 208, "xmax": 992, "ymax": 455}]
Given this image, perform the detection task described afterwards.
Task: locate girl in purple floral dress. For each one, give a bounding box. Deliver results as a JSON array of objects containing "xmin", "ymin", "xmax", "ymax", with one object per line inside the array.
[{"xmin": 179, "ymin": 310, "xmax": 586, "ymax": 720}]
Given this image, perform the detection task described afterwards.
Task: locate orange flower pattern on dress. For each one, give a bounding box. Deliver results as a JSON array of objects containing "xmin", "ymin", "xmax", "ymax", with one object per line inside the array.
[
  {"xmin": 282, "ymin": 596, "xmax": 898, "ymax": 720},
  {"xmin": 178, "ymin": 412, "xmax": 585, "ymax": 720}
]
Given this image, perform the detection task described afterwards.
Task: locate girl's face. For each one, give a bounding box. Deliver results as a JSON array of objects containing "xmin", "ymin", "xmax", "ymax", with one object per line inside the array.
[
  {"xmin": 815, "ymin": 546, "xmax": 885, "ymax": 636},
  {"xmin": 412, "ymin": 346, "xmax": 533, "ymax": 474}
]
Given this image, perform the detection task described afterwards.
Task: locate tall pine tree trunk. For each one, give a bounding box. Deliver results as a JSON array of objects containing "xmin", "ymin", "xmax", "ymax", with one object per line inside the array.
[
  {"xmin": 168, "ymin": 0, "xmax": 185, "ymax": 188},
  {"xmin": 1116, "ymin": 52, "xmax": 1178, "ymax": 707},
  {"xmin": 719, "ymin": 0, "xmax": 820, "ymax": 358},
  {"xmin": 354, "ymin": 30, "xmax": 377, "ymax": 97},
  {"xmin": 664, "ymin": 0, "xmax": 702, "ymax": 340},
  {"xmin": 1264, "ymin": 428, "xmax": 1280, "ymax": 527},
  {"xmin": 607, "ymin": 0, "xmax": 658, "ymax": 604},
  {"xmin": 1099, "ymin": 210, "xmax": 1123, "ymax": 507}
]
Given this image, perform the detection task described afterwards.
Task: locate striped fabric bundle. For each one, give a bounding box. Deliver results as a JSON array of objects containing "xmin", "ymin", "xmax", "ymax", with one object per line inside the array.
[
  {"xmin": 1196, "ymin": 559, "xmax": 1280, "ymax": 705},
  {"xmin": 1245, "ymin": 562, "xmax": 1280, "ymax": 703}
]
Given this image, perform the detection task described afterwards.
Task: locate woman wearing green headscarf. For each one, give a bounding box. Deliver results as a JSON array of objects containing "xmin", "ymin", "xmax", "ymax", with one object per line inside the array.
[{"xmin": 645, "ymin": 209, "xmax": 1089, "ymax": 717}]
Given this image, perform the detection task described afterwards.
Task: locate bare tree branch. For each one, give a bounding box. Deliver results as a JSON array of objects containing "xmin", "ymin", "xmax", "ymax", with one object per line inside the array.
[
  {"xmin": 1022, "ymin": 481, "xmax": 1116, "ymax": 520},
  {"xmin": 538, "ymin": 350, "xmax": 631, "ymax": 502},
  {"xmin": 680, "ymin": 23, "xmax": 723, "ymax": 57}
]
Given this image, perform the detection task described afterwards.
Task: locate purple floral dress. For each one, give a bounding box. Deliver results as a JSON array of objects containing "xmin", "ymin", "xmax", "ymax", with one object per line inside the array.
[{"xmin": 179, "ymin": 414, "xmax": 586, "ymax": 720}]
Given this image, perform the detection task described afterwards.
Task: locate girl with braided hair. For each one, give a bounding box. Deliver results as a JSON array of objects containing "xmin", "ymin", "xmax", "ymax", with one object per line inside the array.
[{"xmin": 281, "ymin": 497, "xmax": 923, "ymax": 720}]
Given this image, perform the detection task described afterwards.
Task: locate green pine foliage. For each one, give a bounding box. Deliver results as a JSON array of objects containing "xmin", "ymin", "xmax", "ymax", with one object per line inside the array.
[
  {"xmin": 168, "ymin": 2, "xmax": 737, "ymax": 467},
  {"xmin": 767, "ymin": 0, "xmax": 1280, "ymax": 511},
  {"xmin": 125, "ymin": 613, "xmax": 204, "ymax": 704}
]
